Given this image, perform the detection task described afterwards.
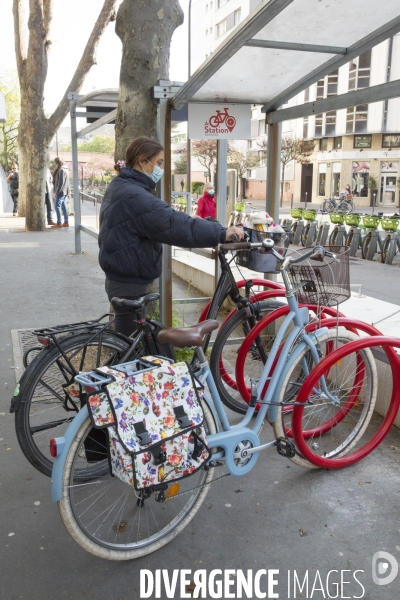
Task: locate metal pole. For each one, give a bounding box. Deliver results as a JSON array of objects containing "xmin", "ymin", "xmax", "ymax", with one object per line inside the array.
[
  {"xmin": 69, "ymin": 93, "xmax": 81, "ymax": 254},
  {"xmin": 305, "ymin": 191, "xmax": 308, "ymax": 209},
  {"xmin": 266, "ymin": 122, "xmax": 282, "ymax": 223},
  {"xmin": 95, "ymin": 196, "xmax": 98, "ymax": 229},
  {"xmin": 187, "ymin": 1, "xmax": 193, "ymax": 226},
  {"xmin": 158, "ymin": 96, "xmax": 172, "ymax": 328},
  {"xmin": 215, "ymin": 139, "xmax": 228, "ymax": 282},
  {"xmin": 372, "ymin": 192, "xmax": 376, "ymax": 214}
]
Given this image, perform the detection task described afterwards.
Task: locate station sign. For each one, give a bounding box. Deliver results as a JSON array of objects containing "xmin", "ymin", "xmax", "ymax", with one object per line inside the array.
[{"xmin": 188, "ymin": 103, "xmax": 250, "ymax": 140}]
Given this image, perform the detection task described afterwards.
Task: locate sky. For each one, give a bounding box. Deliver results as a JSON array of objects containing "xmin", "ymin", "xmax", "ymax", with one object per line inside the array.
[{"xmin": 0, "ymin": 0, "xmax": 190, "ymax": 122}]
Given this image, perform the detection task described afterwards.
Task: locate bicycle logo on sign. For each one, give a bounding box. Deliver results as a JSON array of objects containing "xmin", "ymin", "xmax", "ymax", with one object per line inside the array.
[{"xmin": 205, "ymin": 107, "xmax": 237, "ymax": 134}]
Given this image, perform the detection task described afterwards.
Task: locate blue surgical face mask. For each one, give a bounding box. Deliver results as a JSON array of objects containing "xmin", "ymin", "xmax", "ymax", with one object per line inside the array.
[
  {"xmin": 145, "ymin": 160, "xmax": 164, "ymax": 184},
  {"xmin": 207, "ymin": 188, "xmax": 215, "ymax": 197}
]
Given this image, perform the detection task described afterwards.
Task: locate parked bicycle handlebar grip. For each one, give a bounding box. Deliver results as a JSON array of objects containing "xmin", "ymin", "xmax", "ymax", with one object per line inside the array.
[{"xmin": 220, "ymin": 241, "xmax": 251, "ymax": 252}]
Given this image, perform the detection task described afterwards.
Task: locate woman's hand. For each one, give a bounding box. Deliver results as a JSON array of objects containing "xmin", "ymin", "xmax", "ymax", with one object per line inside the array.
[{"xmin": 226, "ymin": 225, "xmax": 244, "ymax": 241}]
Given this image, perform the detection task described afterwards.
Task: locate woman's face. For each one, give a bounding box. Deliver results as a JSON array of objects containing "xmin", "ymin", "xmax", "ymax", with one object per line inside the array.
[{"xmin": 139, "ymin": 151, "xmax": 164, "ymax": 174}]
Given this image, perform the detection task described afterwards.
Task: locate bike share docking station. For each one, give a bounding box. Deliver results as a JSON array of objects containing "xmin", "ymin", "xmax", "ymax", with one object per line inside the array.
[
  {"xmin": 366, "ymin": 230, "xmax": 380, "ymax": 261},
  {"xmin": 349, "ymin": 228, "xmax": 362, "ymax": 257},
  {"xmin": 293, "ymin": 220, "xmax": 304, "ymax": 245},
  {"xmin": 385, "ymin": 231, "xmax": 400, "ymax": 265},
  {"xmin": 316, "ymin": 223, "xmax": 330, "ymax": 246}
]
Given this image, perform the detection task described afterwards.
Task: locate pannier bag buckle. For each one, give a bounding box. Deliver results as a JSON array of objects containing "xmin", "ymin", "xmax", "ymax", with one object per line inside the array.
[
  {"xmin": 173, "ymin": 405, "xmax": 192, "ymax": 429},
  {"xmin": 151, "ymin": 447, "xmax": 167, "ymax": 466},
  {"xmin": 133, "ymin": 422, "xmax": 153, "ymax": 446}
]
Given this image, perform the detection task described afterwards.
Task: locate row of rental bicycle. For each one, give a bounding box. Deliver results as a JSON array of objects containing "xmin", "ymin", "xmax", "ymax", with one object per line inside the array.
[
  {"xmin": 10, "ymin": 231, "xmax": 400, "ymax": 560},
  {"xmin": 286, "ymin": 207, "xmax": 400, "ymax": 264}
]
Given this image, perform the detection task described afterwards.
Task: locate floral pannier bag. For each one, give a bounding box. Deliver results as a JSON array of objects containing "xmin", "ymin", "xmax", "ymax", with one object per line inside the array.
[{"xmin": 79, "ymin": 357, "xmax": 210, "ymax": 491}]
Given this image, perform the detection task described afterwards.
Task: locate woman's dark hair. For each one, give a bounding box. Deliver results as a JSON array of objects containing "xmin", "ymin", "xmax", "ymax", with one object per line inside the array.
[{"xmin": 125, "ymin": 137, "xmax": 163, "ymax": 169}]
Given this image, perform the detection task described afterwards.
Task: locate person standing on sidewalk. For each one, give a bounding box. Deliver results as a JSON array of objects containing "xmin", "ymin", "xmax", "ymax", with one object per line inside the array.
[
  {"xmin": 196, "ymin": 182, "xmax": 217, "ymax": 220},
  {"xmin": 6, "ymin": 163, "xmax": 19, "ymax": 216},
  {"xmin": 45, "ymin": 167, "xmax": 54, "ymax": 225},
  {"xmin": 52, "ymin": 157, "xmax": 70, "ymax": 228}
]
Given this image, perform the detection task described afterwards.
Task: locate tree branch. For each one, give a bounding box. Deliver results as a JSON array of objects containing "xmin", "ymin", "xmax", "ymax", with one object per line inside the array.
[
  {"xmin": 47, "ymin": 0, "xmax": 117, "ymax": 137},
  {"xmin": 12, "ymin": 0, "xmax": 28, "ymax": 77},
  {"xmin": 43, "ymin": 0, "xmax": 53, "ymax": 38}
]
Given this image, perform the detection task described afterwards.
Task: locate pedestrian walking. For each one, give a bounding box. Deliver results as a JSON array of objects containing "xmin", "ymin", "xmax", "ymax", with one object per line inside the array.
[
  {"xmin": 52, "ymin": 157, "xmax": 70, "ymax": 228},
  {"xmin": 45, "ymin": 167, "xmax": 54, "ymax": 225},
  {"xmin": 6, "ymin": 163, "xmax": 19, "ymax": 216},
  {"xmin": 180, "ymin": 179, "xmax": 184, "ymax": 192},
  {"xmin": 196, "ymin": 182, "xmax": 217, "ymax": 220},
  {"xmin": 98, "ymin": 136, "xmax": 243, "ymax": 336}
]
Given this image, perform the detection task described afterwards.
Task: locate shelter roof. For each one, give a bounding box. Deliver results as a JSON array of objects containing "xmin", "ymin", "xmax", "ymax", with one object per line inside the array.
[{"xmin": 173, "ymin": 0, "xmax": 400, "ymax": 112}]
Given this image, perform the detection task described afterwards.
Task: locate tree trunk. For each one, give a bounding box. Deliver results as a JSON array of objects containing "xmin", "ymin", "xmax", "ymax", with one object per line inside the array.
[
  {"xmin": 114, "ymin": 0, "xmax": 184, "ymax": 159},
  {"xmin": 12, "ymin": 0, "xmax": 117, "ymax": 231}
]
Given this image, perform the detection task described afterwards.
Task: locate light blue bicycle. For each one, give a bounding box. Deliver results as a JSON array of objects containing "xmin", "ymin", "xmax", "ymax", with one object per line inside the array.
[{"xmin": 50, "ymin": 241, "xmax": 377, "ymax": 560}]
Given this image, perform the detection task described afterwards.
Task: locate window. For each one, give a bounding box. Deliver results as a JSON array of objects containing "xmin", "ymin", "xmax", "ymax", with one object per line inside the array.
[
  {"xmin": 318, "ymin": 163, "xmax": 327, "ymax": 196},
  {"xmin": 251, "ymin": 107, "xmax": 258, "ymax": 119},
  {"xmin": 210, "ymin": 1, "xmax": 213, "ymax": 8},
  {"xmin": 316, "ymin": 79, "xmax": 324, "ymax": 100},
  {"xmin": 216, "ymin": 19, "xmax": 226, "ymax": 38},
  {"xmin": 205, "ymin": 29, "xmax": 208, "ymax": 36},
  {"xmin": 258, "ymin": 150, "xmax": 266, "ymax": 167},
  {"xmin": 304, "ymin": 87, "xmax": 310, "ymax": 102},
  {"xmin": 382, "ymin": 134, "xmax": 400, "ymax": 148},
  {"xmin": 327, "ymin": 69, "xmax": 338, "ymax": 96},
  {"xmin": 348, "ymin": 50, "xmax": 371, "ymax": 91},
  {"xmin": 210, "ymin": 26, "xmax": 213, "ymax": 35},
  {"xmin": 325, "ymin": 111, "xmax": 336, "ymax": 136},
  {"xmin": 315, "ymin": 113, "xmax": 323, "ymax": 137},
  {"xmin": 285, "ymin": 182, "xmax": 290, "ymax": 192},
  {"xmin": 352, "ymin": 161, "xmax": 370, "ymax": 196},
  {"xmin": 258, "ymin": 119, "xmax": 266, "ymax": 136},
  {"xmin": 206, "ymin": 4, "xmax": 209, "ymax": 11},
  {"xmin": 354, "ymin": 134, "xmax": 372, "ymax": 149},
  {"xmin": 217, "ymin": 0, "xmax": 228, "ymax": 8},
  {"xmin": 319, "ymin": 138, "xmax": 328, "ymax": 151},
  {"xmin": 331, "ymin": 163, "xmax": 341, "ymax": 196},
  {"xmin": 303, "ymin": 117, "xmax": 309, "ymax": 139},
  {"xmin": 234, "ymin": 9, "xmax": 241, "ymax": 25},
  {"xmin": 333, "ymin": 136, "xmax": 342, "ymax": 149},
  {"xmin": 346, "ymin": 105, "xmax": 368, "ymax": 134}
]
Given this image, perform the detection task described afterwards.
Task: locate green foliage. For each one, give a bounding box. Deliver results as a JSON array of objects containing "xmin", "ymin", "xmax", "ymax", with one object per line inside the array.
[
  {"xmin": 368, "ymin": 176, "xmax": 378, "ymax": 190},
  {"xmin": 174, "ymin": 154, "xmax": 187, "ymax": 175},
  {"xmin": 192, "ymin": 181, "xmax": 204, "ymax": 194},
  {"xmin": 0, "ymin": 68, "xmax": 20, "ymax": 170},
  {"xmin": 228, "ymin": 149, "xmax": 260, "ymax": 180},
  {"xmin": 78, "ymin": 134, "xmax": 115, "ymax": 153}
]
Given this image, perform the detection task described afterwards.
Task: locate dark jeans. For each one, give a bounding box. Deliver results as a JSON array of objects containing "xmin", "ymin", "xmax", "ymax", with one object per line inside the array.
[
  {"xmin": 105, "ymin": 279, "xmax": 149, "ymax": 337},
  {"xmin": 11, "ymin": 190, "xmax": 18, "ymax": 214},
  {"xmin": 45, "ymin": 192, "xmax": 53, "ymax": 223}
]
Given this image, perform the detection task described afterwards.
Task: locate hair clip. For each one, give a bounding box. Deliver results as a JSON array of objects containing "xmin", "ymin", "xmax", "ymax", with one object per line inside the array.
[{"xmin": 117, "ymin": 160, "xmax": 126, "ymax": 167}]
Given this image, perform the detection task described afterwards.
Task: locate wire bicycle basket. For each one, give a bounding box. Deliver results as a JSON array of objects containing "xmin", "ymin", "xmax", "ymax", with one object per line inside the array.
[{"xmin": 286, "ymin": 245, "xmax": 350, "ymax": 307}]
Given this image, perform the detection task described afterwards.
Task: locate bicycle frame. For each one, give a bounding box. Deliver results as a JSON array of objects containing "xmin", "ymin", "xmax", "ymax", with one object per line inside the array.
[{"xmin": 51, "ymin": 261, "xmax": 334, "ymax": 498}]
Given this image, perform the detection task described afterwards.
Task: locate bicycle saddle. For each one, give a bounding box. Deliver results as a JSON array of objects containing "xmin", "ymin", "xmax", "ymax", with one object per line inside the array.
[
  {"xmin": 157, "ymin": 320, "xmax": 219, "ymax": 348},
  {"xmin": 111, "ymin": 293, "xmax": 160, "ymax": 313}
]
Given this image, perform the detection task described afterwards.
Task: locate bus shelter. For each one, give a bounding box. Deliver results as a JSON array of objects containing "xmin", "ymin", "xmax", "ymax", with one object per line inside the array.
[{"xmin": 70, "ymin": 0, "xmax": 400, "ymax": 326}]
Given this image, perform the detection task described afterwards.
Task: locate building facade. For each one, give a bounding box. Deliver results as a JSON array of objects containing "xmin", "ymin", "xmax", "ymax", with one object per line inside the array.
[{"xmin": 190, "ymin": 1, "xmax": 400, "ymax": 206}]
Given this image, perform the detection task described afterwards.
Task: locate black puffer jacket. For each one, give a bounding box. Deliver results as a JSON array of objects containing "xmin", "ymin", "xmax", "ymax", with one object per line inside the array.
[{"xmin": 98, "ymin": 168, "xmax": 226, "ymax": 283}]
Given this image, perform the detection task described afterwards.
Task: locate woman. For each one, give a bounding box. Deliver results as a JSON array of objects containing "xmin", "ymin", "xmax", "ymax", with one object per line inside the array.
[
  {"xmin": 196, "ymin": 182, "xmax": 216, "ymax": 220},
  {"xmin": 98, "ymin": 137, "xmax": 243, "ymax": 336}
]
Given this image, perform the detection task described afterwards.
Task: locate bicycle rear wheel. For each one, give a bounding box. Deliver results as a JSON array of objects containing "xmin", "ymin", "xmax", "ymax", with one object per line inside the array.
[
  {"xmin": 329, "ymin": 227, "xmax": 339, "ymax": 246},
  {"xmin": 58, "ymin": 400, "xmax": 216, "ymax": 560},
  {"xmin": 361, "ymin": 231, "xmax": 372, "ymax": 259},
  {"xmin": 14, "ymin": 331, "xmax": 133, "ymax": 477},
  {"xmin": 292, "ymin": 336, "xmax": 400, "ymax": 468},
  {"xmin": 273, "ymin": 329, "xmax": 377, "ymax": 468}
]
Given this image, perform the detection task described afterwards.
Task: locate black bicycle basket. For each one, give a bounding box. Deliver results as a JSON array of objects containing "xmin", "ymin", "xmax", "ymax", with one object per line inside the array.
[
  {"xmin": 235, "ymin": 227, "xmax": 289, "ymax": 273},
  {"xmin": 286, "ymin": 245, "xmax": 350, "ymax": 307}
]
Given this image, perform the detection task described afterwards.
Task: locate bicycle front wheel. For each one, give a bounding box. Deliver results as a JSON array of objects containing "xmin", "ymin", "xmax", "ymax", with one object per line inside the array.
[
  {"xmin": 276, "ymin": 330, "xmax": 377, "ymax": 468},
  {"xmin": 58, "ymin": 401, "xmax": 216, "ymax": 560},
  {"xmin": 15, "ymin": 331, "xmax": 133, "ymax": 477},
  {"xmin": 361, "ymin": 231, "xmax": 372, "ymax": 259},
  {"xmin": 209, "ymin": 301, "xmax": 284, "ymax": 414}
]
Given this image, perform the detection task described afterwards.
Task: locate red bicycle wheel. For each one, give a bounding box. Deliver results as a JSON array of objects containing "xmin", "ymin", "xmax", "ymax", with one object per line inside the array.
[{"xmin": 291, "ymin": 336, "xmax": 400, "ymax": 468}]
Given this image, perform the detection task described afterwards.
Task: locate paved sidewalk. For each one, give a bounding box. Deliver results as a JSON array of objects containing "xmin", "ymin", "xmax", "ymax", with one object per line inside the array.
[{"xmin": 0, "ymin": 214, "xmax": 399, "ymax": 599}]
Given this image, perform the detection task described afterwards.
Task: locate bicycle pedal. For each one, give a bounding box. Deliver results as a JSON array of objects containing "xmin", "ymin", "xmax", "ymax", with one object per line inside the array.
[{"xmin": 275, "ymin": 437, "xmax": 296, "ymax": 459}]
